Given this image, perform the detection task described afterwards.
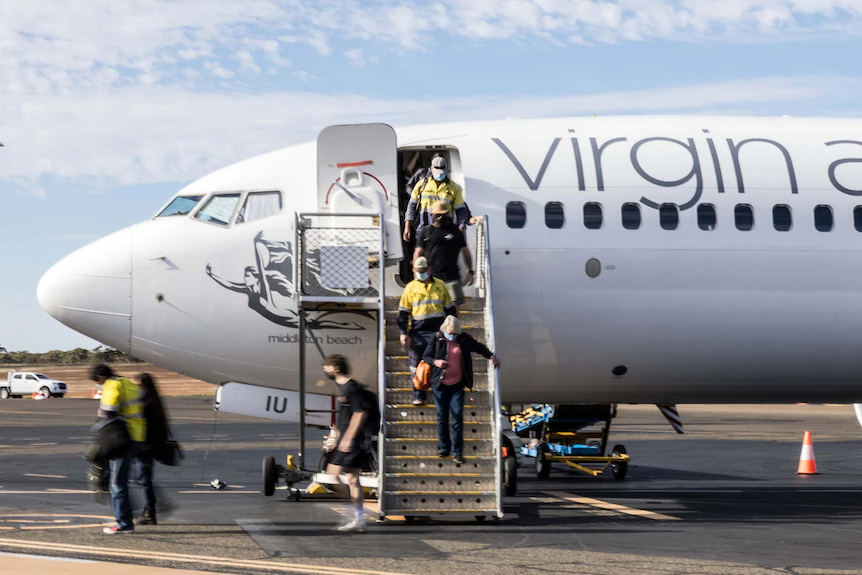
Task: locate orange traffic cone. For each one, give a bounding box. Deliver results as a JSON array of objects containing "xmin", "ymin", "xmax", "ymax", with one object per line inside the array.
[
  {"xmin": 92, "ymin": 388, "xmax": 102, "ymax": 400},
  {"xmin": 32, "ymin": 390, "xmax": 47, "ymax": 400},
  {"xmin": 797, "ymin": 431, "xmax": 818, "ymax": 475}
]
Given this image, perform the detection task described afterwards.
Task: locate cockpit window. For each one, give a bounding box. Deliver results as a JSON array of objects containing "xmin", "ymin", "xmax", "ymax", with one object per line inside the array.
[
  {"xmin": 237, "ymin": 191, "xmax": 282, "ymax": 224},
  {"xmin": 157, "ymin": 195, "xmax": 203, "ymax": 218},
  {"xmin": 194, "ymin": 194, "xmax": 241, "ymax": 226}
]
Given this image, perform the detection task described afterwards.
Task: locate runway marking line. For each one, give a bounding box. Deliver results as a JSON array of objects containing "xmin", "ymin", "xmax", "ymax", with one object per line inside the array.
[
  {"xmin": 24, "ymin": 473, "xmax": 68, "ymax": 479},
  {"xmin": 544, "ymin": 491, "xmax": 682, "ymax": 521},
  {"xmin": 0, "ymin": 537, "xmax": 412, "ymax": 575},
  {"xmin": 0, "ymin": 514, "xmax": 114, "ymax": 531}
]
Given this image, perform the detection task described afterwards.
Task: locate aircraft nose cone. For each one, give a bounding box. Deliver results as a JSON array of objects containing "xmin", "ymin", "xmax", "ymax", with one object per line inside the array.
[{"xmin": 37, "ymin": 227, "xmax": 133, "ymax": 353}]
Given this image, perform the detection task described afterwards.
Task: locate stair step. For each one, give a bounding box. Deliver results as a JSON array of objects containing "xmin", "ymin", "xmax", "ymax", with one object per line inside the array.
[
  {"xmin": 387, "ymin": 457, "xmax": 496, "ymax": 475},
  {"xmin": 384, "ymin": 297, "xmax": 485, "ymax": 311},
  {"xmin": 383, "ymin": 493, "xmax": 497, "ymax": 512},
  {"xmin": 385, "ymin": 357, "xmax": 487, "ymax": 373},
  {"xmin": 386, "ymin": 422, "xmax": 493, "ymax": 440},
  {"xmin": 386, "ymin": 439, "xmax": 494, "ymax": 457},
  {"xmin": 387, "ymin": 409, "xmax": 491, "ymax": 424},
  {"xmin": 386, "ymin": 477, "xmax": 496, "ymax": 492},
  {"xmin": 384, "ymin": 388, "xmax": 490, "ymax": 404},
  {"xmin": 385, "ymin": 326, "xmax": 485, "ymax": 342}
]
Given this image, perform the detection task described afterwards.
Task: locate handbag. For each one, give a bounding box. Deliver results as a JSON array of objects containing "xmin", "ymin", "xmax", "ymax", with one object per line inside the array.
[
  {"xmin": 92, "ymin": 418, "xmax": 131, "ymax": 460},
  {"xmin": 413, "ymin": 360, "xmax": 432, "ymax": 391}
]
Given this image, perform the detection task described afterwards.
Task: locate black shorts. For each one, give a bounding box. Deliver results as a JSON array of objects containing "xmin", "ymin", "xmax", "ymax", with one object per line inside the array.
[{"xmin": 330, "ymin": 448, "xmax": 370, "ymax": 471}]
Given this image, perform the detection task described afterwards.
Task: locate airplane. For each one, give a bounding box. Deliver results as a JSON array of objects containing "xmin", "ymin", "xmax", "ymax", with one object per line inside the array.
[{"xmin": 36, "ymin": 116, "xmax": 862, "ymax": 421}]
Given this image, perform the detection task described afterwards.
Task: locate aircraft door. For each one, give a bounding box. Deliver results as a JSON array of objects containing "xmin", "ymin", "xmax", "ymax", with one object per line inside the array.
[{"xmin": 317, "ymin": 124, "xmax": 400, "ymax": 265}]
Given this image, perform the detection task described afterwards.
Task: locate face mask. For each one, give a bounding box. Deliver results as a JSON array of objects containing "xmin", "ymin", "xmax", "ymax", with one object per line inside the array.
[
  {"xmin": 324, "ymin": 372, "xmax": 336, "ymax": 381},
  {"xmin": 435, "ymin": 215, "xmax": 452, "ymax": 226},
  {"xmin": 433, "ymin": 172, "xmax": 446, "ymax": 182},
  {"xmin": 416, "ymin": 272, "xmax": 430, "ymax": 281},
  {"xmin": 444, "ymin": 332, "xmax": 456, "ymax": 341}
]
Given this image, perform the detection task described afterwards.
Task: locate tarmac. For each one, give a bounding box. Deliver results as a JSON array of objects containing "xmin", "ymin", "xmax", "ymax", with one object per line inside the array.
[{"xmin": 1, "ymin": 397, "xmax": 861, "ymax": 575}]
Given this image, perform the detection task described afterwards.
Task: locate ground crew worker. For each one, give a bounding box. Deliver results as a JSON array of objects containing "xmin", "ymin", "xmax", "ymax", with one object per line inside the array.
[
  {"xmin": 414, "ymin": 200, "xmax": 474, "ymax": 308},
  {"xmin": 403, "ymin": 155, "xmax": 469, "ymax": 241},
  {"xmin": 397, "ymin": 256, "xmax": 456, "ymax": 405},
  {"xmin": 92, "ymin": 364, "xmax": 146, "ymax": 534}
]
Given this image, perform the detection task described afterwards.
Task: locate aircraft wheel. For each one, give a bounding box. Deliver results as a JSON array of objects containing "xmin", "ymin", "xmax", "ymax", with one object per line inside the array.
[
  {"xmin": 504, "ymin": 455, "xmax": 518, "ymax": 496},
  {"xmin": 611, "ymin": 445, "xmax": 628, "ymax": 480},
  {"xmin": 535, "ymin": 448, "xmax": 551, "ymax": 480},
  {"xmin": 263, "ymin": 456, "xmax": 276, "ymax": 496}
]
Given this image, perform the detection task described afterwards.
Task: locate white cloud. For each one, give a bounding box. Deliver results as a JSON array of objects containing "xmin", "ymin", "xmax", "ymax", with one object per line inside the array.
[
  {"xmin": 1, "ymin": 75, "xmax": 859, "ymax": 192},
  {"xmin": 344, "ymin": 48, "xmax": 366, "ymax": 66}
]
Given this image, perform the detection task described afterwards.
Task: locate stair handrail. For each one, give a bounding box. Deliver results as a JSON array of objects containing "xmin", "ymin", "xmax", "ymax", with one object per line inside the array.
[
  {"xmin": 476, "ymin": 216, "xmax": 503, "ymax": 518},
  {"xmin": 376, "ymin": 213, "xmax": 387, "ymax": 516}
]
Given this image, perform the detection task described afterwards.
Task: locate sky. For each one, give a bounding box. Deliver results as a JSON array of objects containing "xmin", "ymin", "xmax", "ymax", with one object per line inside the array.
[{"xmin": 2, "ymin": 0, "xmax": 862, "ymax": 352}]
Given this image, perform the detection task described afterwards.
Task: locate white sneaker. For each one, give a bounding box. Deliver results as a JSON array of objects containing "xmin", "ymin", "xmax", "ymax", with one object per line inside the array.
[{"xmin": 336, "ymin": 518, "xmax": 367, "ymax": 533}]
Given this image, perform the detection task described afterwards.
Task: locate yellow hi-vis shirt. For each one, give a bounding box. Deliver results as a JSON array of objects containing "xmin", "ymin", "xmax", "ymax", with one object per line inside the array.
[
  {"xmin": 397, "ymin": 277, "xmax": 454, "ymax": 334},
  {"xmin": 410, "ymin": 178, "xmax": 466, "ymax": 227},
  {"xmin": 100, "ymin": 377, "xmax": 146, "ymax": 443}
]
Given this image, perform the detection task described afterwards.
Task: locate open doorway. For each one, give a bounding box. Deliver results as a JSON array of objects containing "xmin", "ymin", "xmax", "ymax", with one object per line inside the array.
[{"xmin": 396, "ymin": 146, "xmax": 464, "ymax": 284}]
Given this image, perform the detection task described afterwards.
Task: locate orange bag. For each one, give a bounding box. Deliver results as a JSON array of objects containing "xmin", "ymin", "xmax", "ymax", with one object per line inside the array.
[{"xmin": 413, "ymin": 360, "xmax": 432, "ymax": 391}]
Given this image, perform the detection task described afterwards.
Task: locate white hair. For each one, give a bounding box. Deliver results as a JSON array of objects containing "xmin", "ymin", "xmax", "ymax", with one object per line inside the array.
[{"xmin": 441, "ymin": 315, "xmax": 462, "ymax": 335}]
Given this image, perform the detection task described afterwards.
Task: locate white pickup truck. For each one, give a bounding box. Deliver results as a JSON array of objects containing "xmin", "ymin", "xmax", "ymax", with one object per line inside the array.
[{"xmin": 1, "ymin": 371, "xmax": 68, "ymax": 399}]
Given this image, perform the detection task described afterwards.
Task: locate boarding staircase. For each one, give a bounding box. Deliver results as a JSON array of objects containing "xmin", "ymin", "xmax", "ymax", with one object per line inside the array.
[
  {"xmin": 379, "ymin": 218, "xmax": 502, "ymax": 520},
  {"xmin": 294, "ymin": 212, "xmax": 503, "ymax": 521}
]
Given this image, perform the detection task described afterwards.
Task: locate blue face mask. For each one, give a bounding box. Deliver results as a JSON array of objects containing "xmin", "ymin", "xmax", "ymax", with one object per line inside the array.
[
  {"xmin": 416, "ymin": 272, "xmax": 430, "ymax": 281},
  {"xmin": 444, "ymin": 332, "xmax": 456, "ymax": 341},
  {"xmin": 433, "ymin": 172, "xmax": 446, "ymax": 182}
]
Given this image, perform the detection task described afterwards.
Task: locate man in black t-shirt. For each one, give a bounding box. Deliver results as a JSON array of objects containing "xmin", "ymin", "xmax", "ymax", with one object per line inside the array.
[
  {"xmin": 414, "ymin": 201, "xmax": 474, "ymax": 308},
  {"xmin": 323, "ymin": 354, "xmax": 375, "ymax": 533}
]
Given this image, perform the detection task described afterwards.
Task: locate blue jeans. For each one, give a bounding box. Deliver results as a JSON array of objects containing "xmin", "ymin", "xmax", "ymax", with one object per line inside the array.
[
  {"xmin": 433, "ymin": 383, "xmax": 465, "ymax": 456},
  {"xmin": 134, "ymin": 450, "xmax": 156, "ymax": 514},
  {"xmin": 109, "ymin": 443, "xmax": 140, "ymax": 530}
]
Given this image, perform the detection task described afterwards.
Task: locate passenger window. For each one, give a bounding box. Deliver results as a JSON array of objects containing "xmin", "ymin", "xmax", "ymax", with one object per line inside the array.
[
  {"xmin": 697, "ymin": 204, "xmax": 716, "ymax": 231},
  {"xmin": 544, "ymin": 202, "xmax": 565, "ymax": 229},
  {"xmin": 237, "ymin": 192, "xmax": 282, "ymax": 224},
  {"xmin": 157, "ymin": 195, "xmax": 203, "ymax": 218},
  {"xmin": 814, "ymin": 205, "xmax": 833, "ymax": 232},
  {"xmin": 621, "ymin": 203, "xmax": 640, "ymax": 230},
  {"xmin": 583, "ymin": 202, "xmax": 603, "ymax": 230},
  {"xmin": 773, "ymin": 205, "xmax": 792, "ymax": 232},
  {"xmin": 194, "ymin": 194, "xmax": 241, "ymax": 226},
  {"xmin": 855, "ymin": 207, "xmax": 862, "ymax": 232},
  {"xmin": 735, "ymin": 204, "xmax": 754, "ymax": 231},
  {"xmin": 506, "ymin": 202, "xmax": 526, "ymax": 229},
  {"xmin": 659, "ymin": 203, "xmax": 678, "ymax": 230}
]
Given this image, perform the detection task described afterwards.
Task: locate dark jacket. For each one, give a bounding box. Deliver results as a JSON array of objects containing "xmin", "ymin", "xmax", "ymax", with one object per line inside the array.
[
  {"xmin": 142, "ymin": 388, "xmax": 169, "ymax": 448},
  {"xmin": 422, "ymin": 331, "xmax": 494, "ymax": 391}
]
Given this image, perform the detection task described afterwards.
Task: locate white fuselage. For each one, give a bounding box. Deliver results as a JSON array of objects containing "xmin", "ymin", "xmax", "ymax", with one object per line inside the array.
[{"xmin": 38, "ymin": 116, "xmax": 862, "ymax": 404}]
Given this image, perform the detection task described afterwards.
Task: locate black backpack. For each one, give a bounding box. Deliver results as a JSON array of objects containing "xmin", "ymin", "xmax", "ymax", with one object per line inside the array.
[{"xmin": 361, "ymin": 388, "xmax": 381, "ymax": 436}]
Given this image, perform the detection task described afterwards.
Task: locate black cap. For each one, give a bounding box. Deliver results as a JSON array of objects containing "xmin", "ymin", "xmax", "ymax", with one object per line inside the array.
[{"xmin": 91, "ymin": 364, "xmax": 114, "ymax": 381}]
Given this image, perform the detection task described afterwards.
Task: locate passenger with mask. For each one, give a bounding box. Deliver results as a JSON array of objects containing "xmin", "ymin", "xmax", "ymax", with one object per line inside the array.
[
  {"xmin": 322, "ymin": 354, "xmax": 378, "ymax": 533},
  {"xmin": 423, "ymin": 316, "xmax": 500, "ymax": 463},
  {"xmin": 397, "ymin": 256, "xmax": 457, "ymax": 405},
  {"xmin": 414, "ymin": 201, "xmax": 474, "ymax": 309},
  {"xmin": 403, "ymin": 155, "xmax": 469, "ymax": 241}
]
